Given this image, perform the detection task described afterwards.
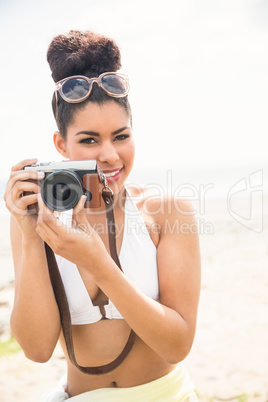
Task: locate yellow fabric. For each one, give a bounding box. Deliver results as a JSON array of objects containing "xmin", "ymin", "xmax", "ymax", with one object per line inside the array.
[{"xmin": 69, "ymin": 363, "xmax": 198, "ymax": 401}]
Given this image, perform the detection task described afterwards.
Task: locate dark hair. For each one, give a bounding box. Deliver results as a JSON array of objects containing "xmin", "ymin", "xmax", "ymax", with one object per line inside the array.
[{"xmin": 47, "ymin": 30, "xmax": 132, "ymax": 138}]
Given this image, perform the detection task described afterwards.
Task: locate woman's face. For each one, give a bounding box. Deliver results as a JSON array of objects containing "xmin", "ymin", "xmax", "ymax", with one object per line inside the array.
[{"xmin": 54, "ymin": 101, "xmax": 135, "ymax": 195}]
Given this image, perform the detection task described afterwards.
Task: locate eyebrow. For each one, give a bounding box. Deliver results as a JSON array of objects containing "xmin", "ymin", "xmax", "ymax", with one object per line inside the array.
[
  {"xmin": 112, "ymin": 126, "xmax": 131, "ymax": 135},
  {"xmin": 75, "ymin": 126, "xmax": 131, "ymax": 137}
]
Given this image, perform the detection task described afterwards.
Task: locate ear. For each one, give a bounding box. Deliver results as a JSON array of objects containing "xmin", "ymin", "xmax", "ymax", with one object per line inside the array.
[{"xmin": 53, "ymin": 131, "xmax": 69, "ymax": 158}]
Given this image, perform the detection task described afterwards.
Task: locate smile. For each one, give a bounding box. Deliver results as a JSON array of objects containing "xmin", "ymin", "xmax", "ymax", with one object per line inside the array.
[
  {"xmin": 104, "ymin": 169, "xmax": 121, "ymax": 177},
  {"xmin": 102, "ymin": 168, "xmax": 123, "ymax": 183}
]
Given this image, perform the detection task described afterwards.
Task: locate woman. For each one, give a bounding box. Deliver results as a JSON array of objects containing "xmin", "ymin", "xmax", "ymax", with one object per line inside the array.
[{"xmin": 4, "ymin": 30, "xmax": 201, "ymax": 401}]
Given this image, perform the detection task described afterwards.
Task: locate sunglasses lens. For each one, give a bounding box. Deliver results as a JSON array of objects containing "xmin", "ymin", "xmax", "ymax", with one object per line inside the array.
[
  {"xmin": 101, "ymin": 75, "xmax": 128, "ymax": 95},
  {"xmin": 62, "ymin": 78, "xmax": 90, "ymax": 100}
]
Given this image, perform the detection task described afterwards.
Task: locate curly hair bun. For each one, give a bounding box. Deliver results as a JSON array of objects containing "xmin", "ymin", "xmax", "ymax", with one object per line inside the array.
[{"xmin": 47, "ymin": 30, "xmax": 122, "ymax": 82}]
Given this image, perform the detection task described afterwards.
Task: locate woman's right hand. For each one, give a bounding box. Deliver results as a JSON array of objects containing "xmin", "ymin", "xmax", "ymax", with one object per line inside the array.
[{"xmin": 4, "ymin": 159, "xmax": 45, "ymax": 239}]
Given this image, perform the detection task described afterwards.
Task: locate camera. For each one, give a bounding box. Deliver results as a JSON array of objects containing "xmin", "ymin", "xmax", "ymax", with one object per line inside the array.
[{"xmin": 25, "ymin": 160, "xmax": 102, "ymax": 211}]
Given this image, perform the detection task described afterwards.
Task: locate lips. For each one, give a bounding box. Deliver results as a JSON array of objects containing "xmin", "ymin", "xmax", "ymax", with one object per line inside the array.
[
  {"xmin": 104, "ymin": 169, "xmax": 121, "ymax": 177},
  {"xmin": 102, "ymin": 167, "xmax": 123, "ymax": 183}
]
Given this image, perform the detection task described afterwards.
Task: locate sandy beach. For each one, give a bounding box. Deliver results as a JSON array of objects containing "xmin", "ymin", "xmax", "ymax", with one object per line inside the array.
[{"xmin": 0, "ymin": 194, "xmax": 267, "ymax": 402}]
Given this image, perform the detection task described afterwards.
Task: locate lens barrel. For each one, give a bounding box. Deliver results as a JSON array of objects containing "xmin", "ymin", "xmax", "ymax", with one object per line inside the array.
[{"xmin": 41, "ymin": 170, "xmax": 83, "ymax": 211}]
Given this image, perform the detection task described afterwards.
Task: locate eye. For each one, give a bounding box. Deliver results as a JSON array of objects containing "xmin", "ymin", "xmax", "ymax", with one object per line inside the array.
[
  {"xmin": 79, "ymin": 137, "xmax": 97, "ymax": 145},
  {"xmin": 114, "ymin": 134, "xmax": 129, "ymax": 141}
]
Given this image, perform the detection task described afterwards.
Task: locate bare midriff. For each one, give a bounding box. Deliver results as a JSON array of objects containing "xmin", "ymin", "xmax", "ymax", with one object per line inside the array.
[{"xmin": 59, "ymin": 319, "xmax": 177, "ymax": 397}]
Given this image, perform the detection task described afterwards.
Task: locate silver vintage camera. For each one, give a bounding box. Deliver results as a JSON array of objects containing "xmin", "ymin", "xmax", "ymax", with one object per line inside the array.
[{"xmin": 25, "ymin": 160, "xmax": 102, "ymax": 211}]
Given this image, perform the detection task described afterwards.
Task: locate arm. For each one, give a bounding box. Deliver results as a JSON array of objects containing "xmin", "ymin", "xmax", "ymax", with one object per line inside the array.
[
  {"xmin": 95, "ymin": 198, "xmax": 201, "ymax": 363},
  {"xmin": 5, "ymin": 160, "xmax": 61, "ymax": 362},
  {"xmin": 10, "ymin": 217, "xmax": 61, "ymax": 362},
  {"xmin": 37, "ymin": 195, "xmax": 201, "ymax": 364}
]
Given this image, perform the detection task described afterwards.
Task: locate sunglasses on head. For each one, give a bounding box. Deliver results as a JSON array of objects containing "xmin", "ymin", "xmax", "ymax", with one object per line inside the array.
[{"xmin": 55, "ymin": 72, "xmax": 129, "ymax": 106}]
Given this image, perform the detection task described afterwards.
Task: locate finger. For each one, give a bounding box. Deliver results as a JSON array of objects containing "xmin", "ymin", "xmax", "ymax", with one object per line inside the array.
[
  {"xmin": 4, "ymin": 170, "xmax": 44, "ymax": 202},
  {"xmin": 10, "ymin": 170, "xmax": 44, "ymax": 183},
  {"xmin": 37, "ymin": 195, "xmax": 67, "ymax": 236},
  {"xmin": 4, "ymin": 176, "xmax": 41, "ymax": 212},
  {"xmin": 11, "ymin": 158, "xmax": 38, "ymax": 173},
  {"xmin": 13, "ymin": 181, "xmax": 40, "ymax": 199},
  {"xmin": 73, "ymin": 196, "xmax": 87, "ymax": 223},
  {"xmin": 72, "ymin": 196, "xmax": 94, "ymax": 235},
  {"xmin": 5, "ymin": 158, "xmax": 38, "ymax": 201},
  {"xmin": 36, "ymin": 223, "xmax": 58, "ymax": 251},
  {"xmin": 37, "ymin": 194, "xmax": 56, "ymax": 222},
  {"xmin": 37, "ymin": 196, "xmax": 73, "ymax": 253},
  {"xmin": 37, "ymin": 196, "xmax": 60, "ymax": 240},
  {"xmin": 7, "ymin": 193, "xmax": 38, "ymax": 216},
  {"xmin": 5, "ymin": 176, "xmax": 40, "ymax": 214}
]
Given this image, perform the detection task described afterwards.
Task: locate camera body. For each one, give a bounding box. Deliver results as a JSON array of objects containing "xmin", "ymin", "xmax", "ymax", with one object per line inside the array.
[{"xmin": 25, "ymin": 160, "xmax": 102, "ymax": 211}]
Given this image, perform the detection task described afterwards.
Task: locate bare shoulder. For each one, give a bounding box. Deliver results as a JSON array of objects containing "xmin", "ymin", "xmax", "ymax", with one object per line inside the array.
[
  {"xmin": 127, "ymin": 184, "xmax": 195, "ymax": 222},
  {"xmin": 126, "ymin": 183, "xmax": 198, "ymax": 241},
  {"xmin": 125, "ymin": 184, "xmax": 165, "ymax": 218}
]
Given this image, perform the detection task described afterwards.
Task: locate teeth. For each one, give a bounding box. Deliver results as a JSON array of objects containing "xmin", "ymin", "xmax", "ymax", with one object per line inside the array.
[{"xmin": 105, "ymin": 170, "xmax": 120, "ymax": 177}]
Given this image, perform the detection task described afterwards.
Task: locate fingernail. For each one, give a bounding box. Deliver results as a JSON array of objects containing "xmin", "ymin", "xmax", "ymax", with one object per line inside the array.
[
  {"xmin": 82, "ymin": 195, "xmax": 87, "ymax": 205},
  {"xmin": 37, "ymin": 172, "xmax": 45, "ymax": 179}
]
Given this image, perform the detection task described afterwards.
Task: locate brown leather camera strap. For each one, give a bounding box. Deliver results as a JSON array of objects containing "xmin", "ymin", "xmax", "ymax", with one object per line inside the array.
[{"xmin": 45, "ymin": 187, "xmax": 136, "ymax": 375}]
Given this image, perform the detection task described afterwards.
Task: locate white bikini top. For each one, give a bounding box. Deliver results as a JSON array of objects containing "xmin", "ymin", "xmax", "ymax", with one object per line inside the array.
[{"xmin": 55, "ymin": 189, "xmax": 159, "ymax": 325}]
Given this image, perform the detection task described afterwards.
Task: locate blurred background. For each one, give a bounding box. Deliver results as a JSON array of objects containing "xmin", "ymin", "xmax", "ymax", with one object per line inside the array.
[
  {"xmin": 0, "ymin": 1, "xmax": 267, "ymax": 401},
  {"xmin": 0, "ymin": 0, "xmax": 268, "ymax": 179}
]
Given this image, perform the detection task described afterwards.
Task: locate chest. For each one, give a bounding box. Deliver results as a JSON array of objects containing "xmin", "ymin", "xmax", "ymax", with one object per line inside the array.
[{"xmin": 56, "ymin": 203, "xmax": 159, "ymax": 324}]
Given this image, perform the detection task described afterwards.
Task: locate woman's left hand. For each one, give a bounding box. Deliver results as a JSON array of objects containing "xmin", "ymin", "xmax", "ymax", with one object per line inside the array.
[{"xmin": 36, "ymin": 195, "xmax": 108, "ymax": 279}]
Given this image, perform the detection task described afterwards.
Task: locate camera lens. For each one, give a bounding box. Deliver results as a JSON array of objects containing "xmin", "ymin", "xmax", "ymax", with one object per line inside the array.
[
  {"xmin": 53, "ymin": 183, "xmax": 71, "ymax": 202},
  {"xmin": 41, "ymin": 171, "xmax": 83, "ymax": 211}
]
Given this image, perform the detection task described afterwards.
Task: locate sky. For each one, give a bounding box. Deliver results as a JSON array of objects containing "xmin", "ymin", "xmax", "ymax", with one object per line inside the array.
[{"xmin": 0, "ymin": 0, "xmax": 268, "ymax": 181}]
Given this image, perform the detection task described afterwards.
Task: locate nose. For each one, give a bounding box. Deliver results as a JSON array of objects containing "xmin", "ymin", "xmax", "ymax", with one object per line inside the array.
[{"xmin": 98, "ymin": 141, "xmax": 119, "ymax": 165}]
